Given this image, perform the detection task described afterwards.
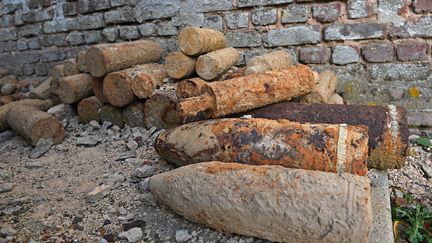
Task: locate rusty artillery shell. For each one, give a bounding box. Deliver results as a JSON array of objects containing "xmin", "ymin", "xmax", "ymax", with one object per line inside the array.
[
  {"xmin": 178, "ymin": 64, "xmax": 315, "ymax": 122},
  {"xmin": 238, "ymin": 102, "xmax": 409, "ymax": 170},
  {"xmin": 149, "ymin": 162, "xmax": 372, "ymax": 243},
  {"xmin": 156, "ymin": 118, "xmax": 369, "ymax": 175}
]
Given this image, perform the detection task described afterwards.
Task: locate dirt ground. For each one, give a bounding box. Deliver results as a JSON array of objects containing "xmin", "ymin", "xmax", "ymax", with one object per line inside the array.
[{"xmin": 0, "ymin": 115, "xmax": 431, "ymax": 242}]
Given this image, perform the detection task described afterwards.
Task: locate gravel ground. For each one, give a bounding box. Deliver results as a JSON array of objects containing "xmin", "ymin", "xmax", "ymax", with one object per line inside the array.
[{"xmin": 0, "ymin": 114, "xmax": 431, "ymax": 242}]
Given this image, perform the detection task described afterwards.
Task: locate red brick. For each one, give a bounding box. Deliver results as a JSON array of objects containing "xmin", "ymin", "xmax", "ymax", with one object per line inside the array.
[
  {"xmin": 313, "ymin": 3, "xmax": 341, "ymax": 22},
  {"xmin": 299, "ymin": 47, "xmax": 330, "ymax": 64},
  {"xmin": 395, "ymin": 40, "xmax": 429, "ymax": 62},
  {"xmin": 362, "ymin": 42, "xmax": 394, "ymax": 63},
  {"xmin": 413, "ymin": 0, "xmax": 432, "ymax": 13}
]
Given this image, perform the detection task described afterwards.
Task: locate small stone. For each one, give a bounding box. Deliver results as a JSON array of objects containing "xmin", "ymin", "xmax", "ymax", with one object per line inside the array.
[
  {"xmin": 76, "ymin": 136, "xmax": 100, "ymax": 147},
  {"xmin": 0, "ymin": 130, "xmax": 15, "ymax": 143},
  {"xmin": 1, "ymin": 83, "xmax": 16, "ymax": 96},
  {"xmin": 47, "ymin": 104, "xmax": 75, "ymax": 121},
  {"xmin": 104, "ymin": 173, "xmax": 125, "ymax": 186},
  {"xmin": 394, "ymin": 188, "xmax": 404, "ymax": 198},
  {"xmin": 25, "ymin": 161, "xmax": 43, "ymax": 169},
  {"xmin": 420, "ymin": 160, "xmax": 432, "ymax": 179},
  {"xmin": 126, "ymin": 139, "xmax": 139, "ymax": 150},
  {"xmin": 100, "ymin": 121, "xmax": 112, "ymax": 135},
  {"xmin": 0, "ymin": 225, "xmax": 16, "ymax": 236},
  {"xmin": 30, "ymin": 138, "xmax": 53, "ymax": 159},
  {"xmin": 89, "ymin": 120, "xmax": 100, "ymax": 128},
  {"xmin": 140, "ymin": 193, "xmax": 158, "ymax": 206},
  {"xmin": 116, "ymin": 151, "xmax": 137, "ymax": 161},
  {"xmin": 386, "ymin": 88, "xmax": 404, "ymax": 101},
  {"xmin": 118, "ymin": 227, "xmax": 143, "ymax": 243},
  {"xmin": 0, "ymin": 183, "xmax": 14, "ymax": 193},
  {"xmin": 119, "ymin": 207, "xmax": 127, "ymax": 215},
  {"xmin": 123, "ymin": 220, "xmax": 146, "ymax": 231},
  {"xmin": 125, "ymin": 158, "xmax": 144, "ymax": 167},
  {"xmin": 133, "ymin": 165, "xmax": 156, "ymax": 179},
  {"xmin": 175, "ymin": 229, "xmax": 192, "ymax": 243},
  {"xmin": 0, "ymin": 170, "xmax": 13, "ymax": 180},
  {"xmin": 136, "ymin": 178, "xmax": 150, "ymax": 193},
  {"xmin": 86, "ymin": 184, "xmax": 111, "ymax": 203}
]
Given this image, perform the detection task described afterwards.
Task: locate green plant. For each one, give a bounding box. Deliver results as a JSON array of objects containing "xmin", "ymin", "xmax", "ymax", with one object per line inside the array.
[
  {"xmin": 416, "ymin": 137, "xmax": 432, "ymax": 148},
  {"xmin": 393, "ymin": 194, "xmax": 432, "ymax": 243}
]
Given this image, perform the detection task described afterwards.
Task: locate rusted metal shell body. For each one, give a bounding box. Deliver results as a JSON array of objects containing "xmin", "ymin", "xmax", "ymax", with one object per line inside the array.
[
  {"xmin": 238, "ymin": 102, "xmax": 409, "ymax": 169},
  {"xmin": 175, "ymin": 78, "xmax": 207, "ymax": 99},
  {"xmin": 178, "ymin": 27, "xmax": 226, "ymax": 56},
  {"xmin": 149, "ymin": 162, "xmax": 372, "ymax": 243},
  {"xmin": 156, "ymin": 118, "xmax": 369, "ymax": 176},
  {"xmin": 178, "ymin": 65, "xmax": 315, "ymax": 122}
]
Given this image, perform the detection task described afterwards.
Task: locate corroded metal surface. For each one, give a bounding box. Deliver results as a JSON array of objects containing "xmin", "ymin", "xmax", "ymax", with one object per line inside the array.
[
  {"xmin": 237, "ymin": 102, "xmax": 409, "ymax": 169},
  {"xmin": 178, "ymin": 65, "xmax": 315, "ymax": 122},
  {"xmin": 149, "ymin": 162, "xmax": 372, "ymax": 243},
  {"xmin": 155, "ymin": 118, "xmax": 369, "ymax": 175}
]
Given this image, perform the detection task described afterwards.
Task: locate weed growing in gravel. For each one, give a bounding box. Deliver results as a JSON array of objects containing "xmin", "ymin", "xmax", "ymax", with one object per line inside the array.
[{"xmin": 393, "ymin": 194, "xmax": 432, "ymax": 243}]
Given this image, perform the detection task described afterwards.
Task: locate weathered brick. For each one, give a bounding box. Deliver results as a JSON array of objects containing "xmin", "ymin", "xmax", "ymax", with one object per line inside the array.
[
  {"xmin": 17, "ymin": 40, "xmax": 28, "ymax": 51},
  {"xmin": 104, "ymin": 7, "xmax": 135, "ymax": 24},
  {"xmin": 332, "ymin": 45, "xmax": 359, "ymax": 65},
  {"xmin": 103, "ymin": 27, "xmax": 119, "ymax": 42},
  {"xmin": 391, "ymin": 16, "xmax": 432, "ymax": 38},
  {"xmin": 66, "ymin": 32, "xmax": 85, "ymax": 46},
  {"xmin": 281, "ymin": 5, "xmax": 309, "ymax": 23},
  {"xmin": 395, "ymin": 40, "xmax": 429, "ymax": 62},
  {"xmin": 78, "ymin": 0, "xmax": 111, "ymax": 14},
  {"xmin": 156, "ymin": 22, "xmax": 178, "ymax": 36},
  {"xmin": 134, "ymin": 1, "xmax": 180, "ymax": 23},
  {"xmin": 172, "ymin": 13, "xmax": 204, "ymax": 27},
  {"xmin": 225, "ymin": 12, "xmax": 249, "ymax": 29},
  {"xmin": 237, "ymin": 0, "xmax": 293, "ymax": 8},
  {"xmin": 18, "ymin": 23, "xmax": 42, "ymax": 38},
  {"xmin": 138, "ymin": 23, "xmax": 156, "ymax": 37},
  {"xmin": 0, "ymin": 28, "xmax": 17, "ymax": 41},
  {"xmin": 266, "ymin": 26, "xmax": 320, "ymax": 47},
  {"xmin": 413, "ymin": 0, "xmax": 432, "ymax": 13},
  {"xmin": 203, "ymin": 15, "xmax": 223, "ymax": 31},
  {"xmin": 252, "ymin": 8, "xmax": 277, "ymax": 26},
  {"xmin": 40, "ymin": 33, "xmax": 68, "ymax": 47},
  {"xmin": 62, "ymin": 2, "xmax": 78, "ymax": 16},
  {"xmin": 362, "ymin": 42, "xmax": 394, "ymax": 63},
  {"xmin": 377, "ymin": 0, "xmax": 404, "ymax": 23},
  {"xmin": 368, "ymin": 63, "xmax": 431, "ymax": 81},
  {"xmin": 313, "ymin": 3, "xmax": 341, "ymax": 22},
  {"xmin": 76, "ymin": 14, "xmax": 105, "ymax": 30},
  {"xmin": 27, "ymin": 38, "xmax": 41, "ymax": 49},
  {"xmin": 348, "ymin": 0, "xmax": 376, "ymax": 19},
  {"xmin": 22, "ymin": 8, "xmax": 54, "ymax": 23},
  {"xmin": 202, "ymin": 0, "xmax": 235, "ymax": 12},
  {"xmin": 226, "ymin": 30, "xmax": 262, "ymax": 47},
  {"xmin": 84, "ymin": 31, "xmax": 103, "ymax": 44},
  {"xmin": 119, "ymin": 26, "xmax": 139, "ymax": 40},
  {"xmin": 324, "ymin": 23, "xmax": 385, "ymax": 40},
  {"xmin": 299, "ymin": 47, "xmax": 330, "ymax": 64},
  {"xmin": 40, "ymin": 48, "xmax": 67, "ymax": 63},
  {"xmin": 43, "ymin": 19, "xmax": 74, "ymax": 34}
]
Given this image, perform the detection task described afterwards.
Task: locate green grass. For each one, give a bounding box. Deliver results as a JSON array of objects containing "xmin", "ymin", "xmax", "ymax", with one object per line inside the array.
[{"xmin": 393, "ymin": 194, "xmax": 432, "ymax": 243}]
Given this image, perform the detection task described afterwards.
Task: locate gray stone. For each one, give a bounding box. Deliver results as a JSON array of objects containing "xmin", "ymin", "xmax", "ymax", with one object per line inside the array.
[
  {"xmin": 0, "ymin": 183, "xmax": 14, "ymax": 193},
  {"xmin": 83, "ymin": 31, "xmax": 103, "ymax": 44},
  {"xmin": 391, "ymin": 16, "xmax": 432, "ymax": 38},
  {"xmin": 76, "ymin": 136, "xmax": 100, "ymax": 147},
  {"xmin": 420, "ymin": 160, "xmax": 432, "ymax": 179},
  {"xmin": 76, "ymin": 14, "xmax": 105, "ymax": 30},
  {"xmin": 66, "ymin": 32, "xmax": 85, "ymax": 46},
  {"xmin": 332, "ymin": 45, "xmax": 359, "ymax": 65},
  {"xmin": 100, "ymin": 121, "xmax": 112, "ymax": 135},
  {"xmin": 119, "ymin": 26, "xmax": 139, "ymax": 40},
  {"xmin": 138, "ymin": 23, "xmax": 156, "ymax": 37},
  {"xmin": 40, "ymin": 33, "xmax": 68, "ymax": 47},
  {"xmin": 125, "ymin": 158, "xmax": 144, "ymax": 168},
  {"xmin": 118, "ymin": 227, "xmax": 143, "ymax": 243},
  {"xmin": 116, "ymin": 150, "xmax": 137, "ymax": 161},
  {"xmin": 156, "ymin": 22, "xmax": 178, "ymax": 36},
  {"xmin": 23, "ymin": 64, "xmax": 35, "ymax": 76},
  {"xmin": 134, "ymin": 1, "xmax": 180, "ymax": 23},
  {"xmin": 30, "ymin": 138, "xmax": 53, "ymax": 159},
  {"xmin": 104, "ymin": 173, "xmax": 125, "ymax": 186},
  {"xmin": 175, "ymin": 229, "xmax": 192, "ymax": 243},
  {"xmin": 21, "ymin": 8, "xmax": 53, "ymax": 23},
  {"xmin": 237, "ymin": 0, "xmax": 293, "ymax": 8},
  {"xmin": 368, "ymin": 170, "xmax": 394, "ymax": 243},
  {"xmin": 226, "ymin": 30, "xmax": 261, "ymax": 47},
  {"xmin": 172, "ymin": 12, "xmax": 204, "ymax": 27},
  {"xmin": 110, "ymin": 0, "xmax": 140, "ymax": 7},
  {"xmin": 1, "ymin": 83, "xmax": 16, "ymax": 95},
  {"xmin": 102, "ymin": 27, "xmax": 119, "ymax": 42},
  {"xmin": 104, "ymin": 7, "xmax": 135, "ymax": 24},
  {"xmin": 225, "ymin": 12, "xmax": 249, "ymax": 29},
  {"xmin": 203, "ymin": 15, "xmax": 223, "ymax": 31},
  {"xmin": 408, "ymin": 110, "xmax": 432, "ymax": 127},
  {"xmin": 14, "ymin": 51, "xmax": 40, "ymax": 64},
  {"xmin": 25, "ymin": 161, "xmax": 43, "ymax": 169},
  {"xmin": 78, "ymin": 0, "xmax": 111, "ymax": 13},
  {"xmin": 17, "ymin": 40, "xmax": 28, "ymax": 50},
  {"xmin": 18, "ymin": 23, "xmax": 42, "ymax": 38},
  {"xmin": 136, "ymin": 178, "xmax": 150, "ymax": 193},
  {"xmin": 133, "ymin": 165, "xmax": 156, "ymax": 179},
  {"xmin": 0, "ymin": 130, "xmax": 15, "ymax": 144},
  {"xmin": 85, "ymin": 184, "xmax": 111, "ymax": 203},
  {"xmin": 0, "ymin": 169, "xmax": 13, "ymax": 181},
  {"xmin": 377, "ymin": 0, "xmax": 404, "ymax": 24},
  {"xmin": 386, "ymin": 88, "xmax": 405, "ymax": 101},
  {"xmin": 27, "ymin": 38, "xmax": 40, "ymax": 49},
  {"xmin": 43, "ymin": 19, "xmax": 74, "ymax": 34},
  {"xmin": 368, "ymin": 63, "xmax": 431, "ymax": 81},
  {"xmin": 281, "ymin": 4, "xmax": 309, "ymax": 23},
  {"xmin": 312, "ymin": 2, "xmax": 341, "ymax": 22},
  {"xmin": 0, "ymin": 225, "xmax": 16, "ymax": 236},
  {"xmin": 202, "ymin": 0, "xmax": 234, "ymax": 12},
  {"xmin": 47, "ymin": 104, "xmax": 75, "ymax": 120},
  {"xmin": 62, "ymin": 2, "xmax": 77, "ymax": 16},
  {"xmin": 14, "ymin": 10, "xmax": 25, "ymax": 26},
  {"xmin": 324, "ymin": 23, "xmax": 385, "ymax": 40},
  {"xmin": 348, "ymin": 0, "xmax": 375, "ymax": 19},
  {"xmin": 252, "ymin": 8, "xmax": 277, "ymax": 26},
  {"xmin": 266, "ymin": 25, "xmax": 320, "ymax": 46},
  {"xmin": 126, "ymin": 139, "xmax": 139, "ymax": 150}
]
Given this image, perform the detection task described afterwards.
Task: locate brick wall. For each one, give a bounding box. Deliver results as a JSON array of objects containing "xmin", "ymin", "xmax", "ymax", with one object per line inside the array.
[{"xmin": 0, "ymin": 0, "xmax": 431, "ymax": 110}]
